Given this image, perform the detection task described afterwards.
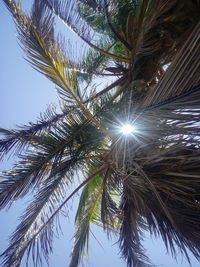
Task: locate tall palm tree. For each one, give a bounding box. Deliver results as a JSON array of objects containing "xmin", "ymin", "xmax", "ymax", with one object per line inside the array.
[{"xmin": 1, "ymin": 0, "xmax": 200, "ymax": 266}]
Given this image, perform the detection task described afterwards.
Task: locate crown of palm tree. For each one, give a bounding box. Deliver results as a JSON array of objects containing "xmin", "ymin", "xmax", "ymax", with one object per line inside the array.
[{"xmin": 1, "ymin": 0, "xmax": 200, "ymax": 266}]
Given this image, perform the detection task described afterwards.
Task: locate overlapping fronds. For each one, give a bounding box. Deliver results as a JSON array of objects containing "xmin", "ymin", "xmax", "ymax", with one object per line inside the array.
[
  {"xmin": 4, "ymin": 0, "xmax": 110, "ymax": 132},
  {"xmin": 75, "ymin": 41, "xmax": 117, "ymax": 82},
  {"xmin": 1, "ymin": 0, "xmax": 200, "ymax": 266},
  {"xmin": 131, "ymin": 0, "xmax": 200, "ymax": 84},
  {"xmin": 1, "ymin": 163, "xmax": 108, "ymax": 267},
  {"xmin": 43, "ymin": 0, "xmax": 131, "ymax": 63},
  {"xmin": 121, "ymin": 143, "xmax": 200, "ymax": 263},
  {"xmin": 77, "ymin": 0, "xmax": 112, "ymax": 37},
  {"xmin": 0, "ymin": 105, "xmax": 71, "ymax": 160},
  {"xmin": 3, "ymin": 0, "xmax": 81, "ymax": 102},
  {"xmin": 0, "ymin": 110, "xmax": 105, "ymax": 208},
  {"xmin": 69, "ymin": 166, "xmax": 104, "ymax": 267},
  {"xmin": 44, "ymin": 0, "xmax": 103, "ymax": 41},
  {"xmin": 100, "ymin": 167, "xmax": 121, "ymax": 234},
  {"xmin": 142, "ymin": 21, "xmax": 200, "ymax": 108},
  {"xmin": 0, "ymin": 122, "xmax": 73, "ymax": 208},
  {"xmin": 0, "ymin": 113, "xmax": 106, "ymax": 266},
  {"xmin": 1, "ymin": 162, "xmax": 76, "ymax": 267},
  {"xmin": 142, "ymin": 146, "xmax": 200, "ymax": 260},
  {"xmin": 111, "ymin": 91, "xmax": 200, "ymax": 266},
  {"xmin": 119, "ymin": 193, "xmax": 152, "ymax": 267},
  {"xmin": 111, "ymin": 112, "xmax": 200, "ymax": 265}
]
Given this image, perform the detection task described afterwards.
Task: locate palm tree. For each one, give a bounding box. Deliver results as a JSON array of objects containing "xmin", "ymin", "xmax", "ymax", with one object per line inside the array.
[{"xmin": 1, "ymin": 0, "xmax": 200, "ymax": 266}]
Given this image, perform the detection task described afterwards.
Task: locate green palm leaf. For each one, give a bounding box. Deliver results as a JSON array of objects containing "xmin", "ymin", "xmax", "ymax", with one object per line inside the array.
[
  {"xmin": 4, "ymin": 0, "xmax": 109, "ymax": 133},
  {"xmin": 0, "ymin": 112, "xmax": 105, "ymax": 209},
  {"xmin": 1, "ymin": 160, "xmax": 77, "ymax": 266},
  {"xmin": 1, "ymin": 164, "xmax": 107, "ymax": 267},
  {"xmin": 69, "ymin": 165, "xmax": 104, "ymax": 267},
  {"xmin": 43, "ymin": 0, "xmax": 131, "ymax": 63},
  {"xmin": 3, "ymin": 0, "xmax": 80, "ymax": 102}
]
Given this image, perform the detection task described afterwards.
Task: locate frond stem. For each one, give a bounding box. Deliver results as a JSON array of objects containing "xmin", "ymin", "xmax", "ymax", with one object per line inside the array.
[
  {"xmin": 104, "ymin": 0, "xmax": 133, "ymax": 51},
  {"xmin": 83, "ymin": 73, "xmax": 128, "ymax": 103},
  {"xmin": 44, "ymin": 0, "xmax": 131, "ymax": 63}
]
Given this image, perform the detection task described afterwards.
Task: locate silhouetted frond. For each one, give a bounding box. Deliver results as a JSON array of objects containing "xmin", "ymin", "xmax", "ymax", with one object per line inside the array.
[
  {"xmin": 70, "ymin": 165, "xmax": 104, "ymax": 267},
  {"xmin": 1, "ymin": 159, "xmax": 78, "ymax": 267},
  {"xmin": 76, "ymin": 41, "xmax": 116, "ymax": 82},
  {"xmin": 3, "ymin": 0, "xmax": 82, "ymax": 103},
  {"xmin": 0, "ymin": 105, "xmax": 72, "ymax": 160},
  {"xmin": 101, "ymin": 168, "xmax": 120, "ymax": 233},
  {"xmin": 43, "ymin": 0, "xmax": 131, "ymax": 63},
  {"xmin": 1, "ymin": 163, "xmax": 107, "ymax": 267},
  {"xmin": 119, "ymin": 192, "xmax": 152, "ymax": 267},
  {"xmin": 142, "ymin": 21, "xmax": 200, "ymax": 108},
  {"xmin": 0, "ymin": 111, "xmax": 105, "ymax": 209}
]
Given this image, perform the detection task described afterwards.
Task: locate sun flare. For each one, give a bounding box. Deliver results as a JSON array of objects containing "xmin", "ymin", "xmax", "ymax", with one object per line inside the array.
[{"xmin": 120, "ymin": 124, "xmax": 136, "ymax": 135}]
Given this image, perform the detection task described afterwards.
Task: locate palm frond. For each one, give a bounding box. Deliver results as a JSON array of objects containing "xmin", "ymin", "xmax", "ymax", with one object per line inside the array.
[
  {"xmin": 0, "ymin": 123, "xmax": 73, "ymax": 209},
  {"xmin": 139, "ymin": 145, "xmax": 200, "ymax": 263},
  {"xmin": 3, "ymin": 0, "xmax": 80, "ymax": 103},
  {"xmin": 3, "ymin": 0, "xmax": 108, "ymax": 132},
  {"xmin": 141, "ymin": 84, "xmax": 200, "ymax": 112},
  {"xmin": 138, "ymin": 87, "xmax": 200, "ymax": 145},
  {"xmin": 103, "ymin": 0, "xmax": 133, "ymax": 51},
  {"xmin": 1, "ymin": 158, "xmax": 78, "ymax": 267},
  {"xmin": 0, "ymin": 105, "xmax": 71, "ymax": 160},
  {"xmin": 101, "ymin": 168, "xmax": 120, "ymax": 233},
  {"xmin": 69, "ymin": 165, "xmax": 104, "ymax": 267},
  {"xmin": 84, "ymin": 74, "xmax": 127, "ymax": 104},
  {"xmin": 131, "ymin": 0, "xmax": 200, "ymax": 84},
  {"xmin": 1, "ymin": 164, "xmax": 107, "ymax": 267},
  {"xmin": 77, "ymin": 0, "xmax": 111, "ymax": 36},
  {"xmin": 76, "ymin": 40, "xmax": 117, "ymax": 82},
  {"xmin": 119, "ymin": 192, "xmax": 152, "ymax": 267},
  {"xmin": 43, "ymin": 0, "xmax": 131, "ymax": 63},
  {"xmin": 142, "ymin": 21, "xmax": 200, "ymax": 108},
  {"xmin": 0, "ymin": 111, "xmax": 105, "ymax": 209}
]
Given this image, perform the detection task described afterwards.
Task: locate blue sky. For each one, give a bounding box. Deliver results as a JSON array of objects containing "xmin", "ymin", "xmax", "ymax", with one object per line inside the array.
[{"xmin": 0, "ymin": 1, "xmax": 199, "ymax": 267}]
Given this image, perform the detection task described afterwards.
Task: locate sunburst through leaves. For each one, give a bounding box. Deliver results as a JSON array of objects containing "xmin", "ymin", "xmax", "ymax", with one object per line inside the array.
[{"xmin": 1, "ymin": 0, "xmax": 200, "ymax": 267}]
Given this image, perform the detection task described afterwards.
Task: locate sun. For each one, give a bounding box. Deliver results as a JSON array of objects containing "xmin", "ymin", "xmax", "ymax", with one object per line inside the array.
[{"xmin": 120, "ymin": 124, "xmax": 136, "ymax": 135}]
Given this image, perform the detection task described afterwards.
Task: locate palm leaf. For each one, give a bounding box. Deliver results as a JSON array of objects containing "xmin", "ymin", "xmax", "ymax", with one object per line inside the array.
[
  {"xmin": 119, "ymin": 191, "xmax": 152, "ymax": 267},
  {"xmin": 141, "ymin": 21, "xmax": 200, "ymax": 108},
  {"xmin": 139, "ymin": 145, "xmax": 200, "ymax": 263},
  {"xmin": 0, "ymin": 105, "xmax": 72, "ymax": 160},
  {"xmin": 3, "ymin": 0, "xmax": 80, "ymax": 102},
  {"xmin": 2, "ymin": 1, "xmax": 200, "ymax": 267},
  {"xmin": 103, "ymin": 0, "xmax": 133, "ymax": 51},
  {"xmin": 75, "ymin": 40, "xmax": 118, "ymax": 82},
  {"xmin": 0, "ymin": 122, "xmax": 73, "ymax": 208},
  {"xmin": 69, "ymin": 165, "xmax": 104, "ymax": 267},
  {"xmin": 3, "ymin": 0, "xmax": 107, "ymax": 132},
  {"xmin": 43, "ymin": 0, "xmax": 131, "ymax": 63},
  {"xmin": 1, "ymin": 165, "xmax": 107, "ymax": 267},
  {"xmin": 1, "ymin": 158, "xmax": 79, "ymax": 267},
  {"xmin": 0, "ymin": 111, "xmax": 105, "ymax": 209},
  {"xmin": 131, "ymin": 0, "xmax": 200, "ymax": 84},
  {"xmin": 101, "ymin": 167, "xmax": 120, "ymax": 233}
]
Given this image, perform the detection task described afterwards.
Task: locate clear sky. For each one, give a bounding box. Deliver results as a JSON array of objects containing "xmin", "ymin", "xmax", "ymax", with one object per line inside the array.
[{"xmin": 0, "ymin": 1, "xmax": 199, "ymax": 267}]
